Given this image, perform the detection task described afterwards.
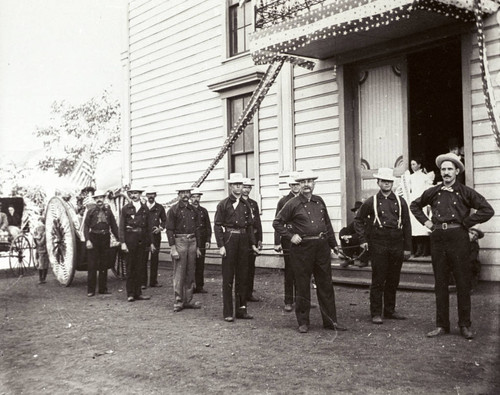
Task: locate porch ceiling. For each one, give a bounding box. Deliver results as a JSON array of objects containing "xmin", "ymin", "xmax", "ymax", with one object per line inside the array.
[{"xmin": 250, "ymin": 0, "xmax": 499, "ymax": 65}]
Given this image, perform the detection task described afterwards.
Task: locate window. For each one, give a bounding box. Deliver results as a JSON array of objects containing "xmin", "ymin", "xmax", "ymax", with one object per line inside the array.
[
  {"xmin": 229, "ymin": 94, "xmax": 254, "ymax": 178},
  {"xmin": 228, "ymin": 0, "xmax": 253, "ymax": 57}
]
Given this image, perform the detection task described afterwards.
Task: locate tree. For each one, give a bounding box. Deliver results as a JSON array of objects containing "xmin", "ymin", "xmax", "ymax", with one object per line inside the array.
[{"xmin": 35, "ymin": 90, "xmax": 121, "ymax": 177}]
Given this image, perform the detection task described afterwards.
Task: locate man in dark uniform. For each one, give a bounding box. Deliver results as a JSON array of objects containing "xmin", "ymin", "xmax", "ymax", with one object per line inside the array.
[
  {"xmin": 119, "ymin": 186, "xmax": 154, "ymax": 302},
  {"xmin": 214, "ymin": 173, "xmax": 260, "ymax": 322},
  {"xmin": 274, "ymin": 172, "xmax": 300, "ymax": 312},
  {"xmin": 273, "ymin": 169, "xmax": 346, "ymax": 333},
  {"xmin": 166, "ymin": 185, "xmax": 202, "ymax": 312},
  {"xmin": 142, "ymin": 186, "xmax": 167, "ymax": 288},
  {"xmin": 84, "ymin": 190, "xmax": 119, "ymax": 297},
  {"xmin": 354, "ymin": 168, "xmax": 412, "ymax": 325},
  {"xmin": 411, "ymin": 153, "xmax": 494, "ymax": 340},
  {"xmin": 339, "ymin": 201, "xmax": 370, "ymax": 268},
  {"xmin": 242, "ymin": 178, "xmax": 263, "ymax": 302},
  {"xmin": 190, "ymin": 187, "xmax": 212, "ymax": 294}
]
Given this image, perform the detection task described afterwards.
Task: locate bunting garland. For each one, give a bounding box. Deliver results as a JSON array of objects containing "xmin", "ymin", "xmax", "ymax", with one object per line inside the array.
[{"xmin": 473, "ymin": 0, "xmax": 500, "ymax": 149}]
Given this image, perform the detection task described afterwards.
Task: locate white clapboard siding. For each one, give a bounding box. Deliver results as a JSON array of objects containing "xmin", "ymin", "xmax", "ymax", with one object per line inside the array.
[
  {"xmin": 468, "ymin": 12, "xmax": 500, "ymax": 280},
  {"xmin": 293, "ymin": 63, "xmax": 341, "ymax": 235}
]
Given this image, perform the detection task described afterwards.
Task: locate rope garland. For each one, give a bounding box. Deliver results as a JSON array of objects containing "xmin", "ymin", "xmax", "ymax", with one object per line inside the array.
[{"xmin": 474, "ymin": 0, "xmax": 500, "ymax": 149}]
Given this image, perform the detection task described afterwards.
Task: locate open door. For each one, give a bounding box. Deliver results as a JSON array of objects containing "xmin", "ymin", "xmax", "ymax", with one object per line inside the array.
[{"xmin": 353, "ymin": 58, "xmax": 408, "ymax": 200}]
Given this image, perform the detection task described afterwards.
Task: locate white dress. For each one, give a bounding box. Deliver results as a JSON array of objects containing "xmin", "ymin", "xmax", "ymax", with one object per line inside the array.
[{"xmin": 408, "ymin": 170, "xmax": 433, "ymax": 236}]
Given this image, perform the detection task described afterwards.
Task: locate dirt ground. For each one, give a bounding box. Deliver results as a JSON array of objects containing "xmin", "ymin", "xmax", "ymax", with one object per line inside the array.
[{"xmin": 1, "ymin": 263, "xmax": 499, "ymax": 395}]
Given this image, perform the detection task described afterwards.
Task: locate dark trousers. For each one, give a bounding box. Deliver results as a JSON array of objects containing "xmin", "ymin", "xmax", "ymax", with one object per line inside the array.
[
  {"xmin": 290, "ymin": 239, "xmax": 338, "ymax": 327},
  {"xmin": 369, "ymin": 228, "xmax": 404, "ymax": 317},
  {"xmin": 246, "ymin": 252, "xmax": 257, "ymax": 299},
  {"xmin": 430, "ymin": 227, "xmax": 472, "ymax": 329},
  {"xmin": 221, "ymin": 232, "xmax": 249, "ymax": 318},
  {"xmin": 195, "ymin": 235, "xmax": 208, "ymax": 290},
  {"xmin": 125, "ymin": 235, "xmax": 147, "ymax": 298},
  {"xmin": 87, "ymin": 233, "xmax": 111, "ymax": 294},
  {"xmin": 142, "ymin": 233, "xmax": 161, "ymax": 286},
  {"xmin": 282, "ymin": 238, "xmax": 295, "ymax": 305}
]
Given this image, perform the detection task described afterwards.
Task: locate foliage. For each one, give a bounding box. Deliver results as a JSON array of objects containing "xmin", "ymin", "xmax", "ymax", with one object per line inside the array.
[{"xmin": 35, "ymin": 90, "xmax": 121, "ymax": 176}]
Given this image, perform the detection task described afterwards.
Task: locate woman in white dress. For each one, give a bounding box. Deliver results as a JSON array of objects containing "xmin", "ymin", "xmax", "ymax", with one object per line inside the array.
[{"xmin": 408, "ymin": 157, "xmax": 434, "ymax": 257}]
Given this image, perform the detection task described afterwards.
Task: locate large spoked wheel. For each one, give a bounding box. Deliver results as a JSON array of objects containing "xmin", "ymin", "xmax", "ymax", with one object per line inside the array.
[
  {"xmin": 45, "ymin": 196, "xmax": 77, "ymax": 286},
  {"xmin": 8, "ymin": 234, "xmax": 33, "ymax": 276},
  {"xmin": 111, "ymin": 248, "xmax": 127, "ymax": 280}
]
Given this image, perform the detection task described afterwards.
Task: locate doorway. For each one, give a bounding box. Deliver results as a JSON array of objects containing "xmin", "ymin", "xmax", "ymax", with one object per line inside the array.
[{"xmin": 408, "ymin": 40, "xmax": 463, "ymax": 179}]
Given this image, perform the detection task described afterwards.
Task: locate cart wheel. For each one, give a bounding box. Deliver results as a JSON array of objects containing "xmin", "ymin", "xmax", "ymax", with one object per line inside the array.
[
  {"xmin": 9, "ymin": 234, "xmax": 32, "ymax": 276},
  {"xmin": 111, "ymin": 248, "xmax": 127, "ymax": 280},
  {"xmin": 45, "ymin": 196, "xmax": 77, "ymax": 286}
]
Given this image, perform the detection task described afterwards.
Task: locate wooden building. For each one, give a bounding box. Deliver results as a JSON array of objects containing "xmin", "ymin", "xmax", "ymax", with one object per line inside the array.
[{"xmin": 121, "ymin": 0, "xmax": 500, "ymax": 281}]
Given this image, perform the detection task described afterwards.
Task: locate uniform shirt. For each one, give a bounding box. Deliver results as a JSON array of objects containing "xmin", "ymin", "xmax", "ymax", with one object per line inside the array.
[
  {"xmin": 410, "ymin": 182, "xmax": 494, "ymax": 229},
  {"xmin": 119, "ymin": 202, "xmax": 151, "ymax": 245},
  {"xmin": 273, "ymin": 193, "xmax": 338, "ymax": 250},
  {"xmin": 244, "ymin": 197, "xmax": 262, "ymax": 243},
  {"xmin": 273, "ymin": 192, "xmax": 297, "ymax": 244},
  {"xmin": 146, "ymin": 202, "xmax": 167, "ymax": 233},
  {"xmin": 354, "ymin": 191, "xmax": 412, "ymax": 251},
  {"xmin": 214, "ymin": 194, "xmax": 257, "ymax": 248},
  {"xmin": 84, "ymin": 205, "xmax": 119, "ymax": 241},
  {"xmin": 193, "ymin": 205, "xmax": 212, "ymax": 243},
  {"xmin": 166, "ymin": 201, "xmax": 201, "ymax": 246}
]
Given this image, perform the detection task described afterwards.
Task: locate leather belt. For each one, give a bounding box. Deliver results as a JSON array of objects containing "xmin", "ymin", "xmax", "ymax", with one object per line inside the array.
[
  {"xmin": 90, "ymin": 229, "xmax": 109, "ymax": 235},
  {"xmin": 225, "ymin": 227, "xmax": 246, "ymax": 234},
  {"xmin": 175, "ymin": 233, "xmax": 196, "ymax": 239},
  {"xmin": 433, "ymin": 223, "xmax": 462, "ymax": 230},
  {"xmin": 302, "ymin": 232, "xmax": 327, "ymax": 240},
  {"xmin": 126, "ymin": 228, "xmax": 144, "ymax": 233}
]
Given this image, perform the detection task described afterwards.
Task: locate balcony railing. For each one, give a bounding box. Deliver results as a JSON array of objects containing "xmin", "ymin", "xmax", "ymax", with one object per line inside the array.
[{"xmin": 255, "ymin": 0, "xmax": 327, "ymax": 29}]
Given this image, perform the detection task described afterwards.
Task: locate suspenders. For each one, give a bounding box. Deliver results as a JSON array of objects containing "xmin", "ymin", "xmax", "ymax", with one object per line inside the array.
[{"xmin": 373, "ymin": 193, "xmax": 402, "ymax": 229}]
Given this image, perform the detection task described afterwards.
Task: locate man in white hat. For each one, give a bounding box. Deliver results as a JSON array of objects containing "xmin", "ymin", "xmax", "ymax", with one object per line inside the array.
[
  {"xmin": 190, "ymin": 187, "xmax": 212, "ymax": 294},
  {"xmin": 274, "ymin": 171, "xmax": 301, "ymax": 312},
  {"xmin": 354, "ymin": 168, "xmax": 412, "ymax": 325},
  {"xmin": 166, "ymin": 185, "xmax": 202, "ymax": 312},
  {"xmin": 214, "ymin": 173, "xmax": 260, "ymax": 322},
  {"xmin": 84, "ymin": 190, "xmax": 119, "ymax": 297},
  {"xmin": 273, "ymin": 170, "xmax": 346, "ymax": 333},
  {"xmin": 411, "ymin": 153, "xmax": 494, "ymax": 340},
  {"xmin": 142, "ymin": 186, "xmax": 167, "ymax": 288},
  {"xmin": 119, "ymin": 186, "xmax": 154, "ymax": 302},
  {"xmin": 242, "ymin": 178, "xmax": 263, "ymax": 302}
]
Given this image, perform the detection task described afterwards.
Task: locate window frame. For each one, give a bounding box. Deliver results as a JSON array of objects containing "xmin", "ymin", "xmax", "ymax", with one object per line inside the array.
[{"xmin": 224, "ymin": 0, "xmax": 255, "ymax": 60}]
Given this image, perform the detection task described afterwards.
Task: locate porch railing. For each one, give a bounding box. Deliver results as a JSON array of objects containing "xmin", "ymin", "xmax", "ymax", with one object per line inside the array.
[{"xmin": 255, "ymin": 0, "xmax": 327, "ymax": 29}]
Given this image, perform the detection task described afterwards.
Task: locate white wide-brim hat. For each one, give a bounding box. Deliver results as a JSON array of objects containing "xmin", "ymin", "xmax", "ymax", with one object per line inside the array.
[
  {"xmin": 191, "ymin": 187, "xmax": 203, "ymax": 196},
  {"xmin": 242, "ymin": 178, "xmax": 254, "ymax": 186},
  {"xmin": 127, "ymin": 185, "xmax": 144, "ymax": 193},
  {"xmin": 286, "ymin": 171, "xmax": 300, "ymax": 185},
  {"xmin": 176, "ymin": 184, "xmax": 194, "ymax": 193},
  {"xmin": 294, "ymin": 169, "xmax": 318, "ymax": 182},
  {"xmin": 92, "ymin": 190, "xmax": 107, "ymax": 198},
  {"xmin": 144, "ymin": 186, "xmax": 157, "ymax": 195},
  {"xmin": 226, "ymin": 173, "xmax": 245, "ymax": 184},
  {"xmin": 435, "ymin": 153, "xmax": 464, "ymax": 174},
  {"xmin": 373, "ymin": 168, "xmax": 396, "ymax": 181}
]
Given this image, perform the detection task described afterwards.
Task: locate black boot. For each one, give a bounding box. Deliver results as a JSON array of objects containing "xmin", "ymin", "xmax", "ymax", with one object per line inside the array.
[{"xmin": 39, "ymin": 270, "xmax": 45, "ymax": 284}]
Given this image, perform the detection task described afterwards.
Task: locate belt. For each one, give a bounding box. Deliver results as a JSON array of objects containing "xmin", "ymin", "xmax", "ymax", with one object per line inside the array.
[
  {"xmin": 175, "ymin": 233, "xmax": 196, "ymax": 239},
  {"xmin": 301, "ymin": 232, "xmax": 327, "ymax": 240},
  {"xmin": 90, "ymin": 229, "xmax": 109, "ymax": 235},
  {"xmin": 126, "ymin": 228, "xmax": 144, "ymax": 233},
  {"xmin": 225, "ymin": 227, "xmax": 246, "ymax": 234},
  {"xmin": 433, "ymin": 223, "xmax": 462, "ymax": 230}
]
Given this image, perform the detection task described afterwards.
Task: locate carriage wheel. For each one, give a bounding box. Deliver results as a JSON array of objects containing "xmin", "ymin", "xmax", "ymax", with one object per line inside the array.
[
  {"xmin": 8, "ymin": 234, "xmax": 32, "ymax": 276},
  {"xmin": 45, "ymin": 196, "xmax": 77, "ymax": 286},
  {"xmin": 111, "ymin": 248, "xmax": 127, "ymax": 280}
]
